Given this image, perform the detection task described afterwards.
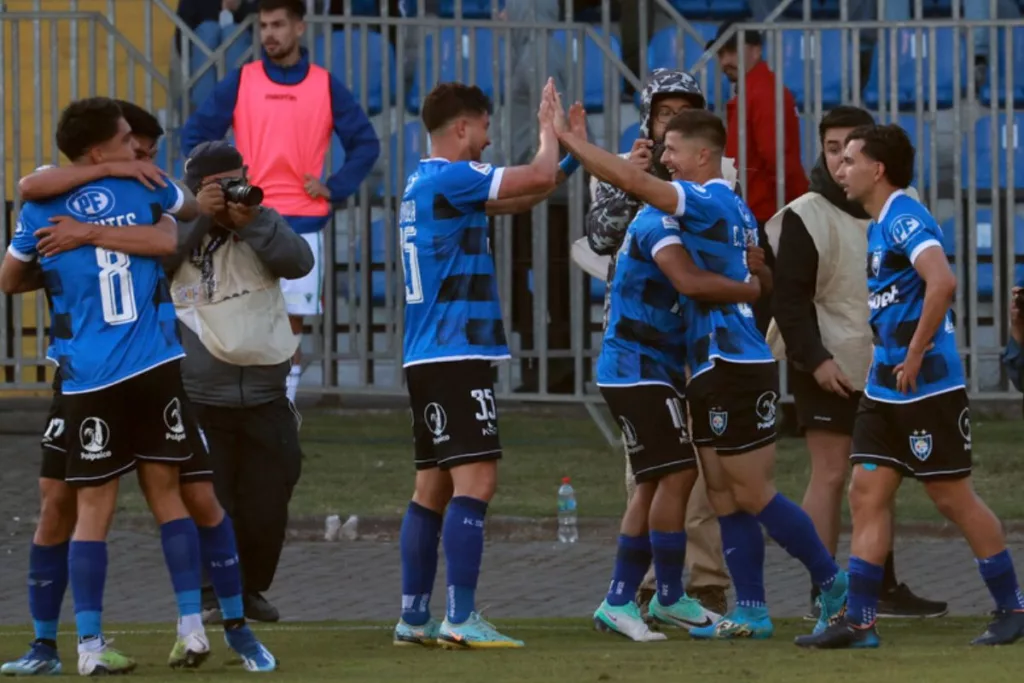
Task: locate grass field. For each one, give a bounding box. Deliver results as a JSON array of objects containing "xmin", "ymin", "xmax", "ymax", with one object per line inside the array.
[
  {"xmin": 115, "ymin": 406, "xmax": 1024, "ymax": 522},
  {"xmin": 2, "ymin": 619, "xmax": 1021, "ymax": 682}
]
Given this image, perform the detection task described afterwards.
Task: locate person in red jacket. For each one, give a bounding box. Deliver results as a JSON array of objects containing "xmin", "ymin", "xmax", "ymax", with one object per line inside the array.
[{"xmin": 709, "ymin": 20, "xmax": 808, "ymax": 334}]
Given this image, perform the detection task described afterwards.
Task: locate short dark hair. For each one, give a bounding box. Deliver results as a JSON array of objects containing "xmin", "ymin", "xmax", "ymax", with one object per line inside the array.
[
  {"xmin": 845, "ymin": 124, "xmax": 915, "ymax": 189},
  {"xmin": 55, "ymin": 97, "xmax": 124, "ymax": 160},
  {"xmin": 664, "ymin": 109, "xmax": 726, "ymax": 152},
  {"xmin": 115, "ymin": 100, "xmax": 164, "ymax": 141},
  {"xmin": 258, "ymin": 0, "xmax": 306, "ymax": 19},
  {"xmin": 819, "ymin": 106, "xmax": 875, "ymax": 144},
  {"xmin": 421, "ymin": 82, "xmax": 492, "ymax": 133}
]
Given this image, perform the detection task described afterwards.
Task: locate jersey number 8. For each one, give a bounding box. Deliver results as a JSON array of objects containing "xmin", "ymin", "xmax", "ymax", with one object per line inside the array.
[{"xmin": 95, "ymin": 247, "xmax": 138, "ymax": 325}]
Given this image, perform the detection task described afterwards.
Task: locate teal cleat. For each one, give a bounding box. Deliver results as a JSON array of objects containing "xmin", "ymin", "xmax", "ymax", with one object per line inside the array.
[
  {"xmin": 814, "ymin": 569, "xmax": 849, "ymax": 636},
  {"xmin": 689, "ymin": 605, "xmax": 774, "ymax": 640},
  {"xmin": 593, "ymin": 600, "xmax": 667, "ymax": 642},
  {"xmin": 647, "ymin": 594, "xmax": 719, "ymax": 631},
  {"xmin": 393, "ymin": 618, "xmax": 441, "ymax": 647},
  {"xmin": 224, "ymin": 626, "xmax": 277, "ymax": 672},
  {"xmin": 1, "ymin": 641, "xmax": 62, "ymax": 676},
  {"xmin": 438, "ymin": 613, "xmax": 525, "ymax": 649}
]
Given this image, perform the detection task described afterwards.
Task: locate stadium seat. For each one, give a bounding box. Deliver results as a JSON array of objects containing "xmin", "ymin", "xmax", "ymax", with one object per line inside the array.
[
  {"xmin": 895, "ymin": 114, "xmax": 933, "ymax": 188},
  {"xmin": 980, "ymin": 27, "xmax": 1024, "ymax": 107},
  {"xmin": 376, "ymin": 121, "xmax": 427, "ymax": 198},
  {"xmin": 921, "ymin": 0, "xmax": 953, "ymax": 17},
  {"xmin": 350, "ymin": 0, "xmax": 382, "ymax": 15},
  {"xmin": 647, "ymin": 24, "xmax": 730, "ymax": 111},
  {"xmin": 863, "ymin": 28, "xmax": 964, "ymax": 110},
  {"xmin": 341, "ymin": 218, "xmax": 391, "ymax": 305},
  {"xmin": 783, "ymin": 0, "xmax": 841, "ymax": 17},
  {"xmin": 964, "ymin": 114, "xmax": 1024, "ymax": 190},
  {"xmin": 939, "ymin": 214, "xmax": 956, "ymax": 256},
  {"xmin": 438, "ymin": 0, "xmax": 504, "ymax": 18},
  {"xmin": 313, "ymin": 29, "xmax": 397, "ymax": 116},
  {"xmin": 781, "ymin": 29, "xmax": 846, "ymax": 109},
  {"xmin": 551, "ymin": 30, "xmax": 624, "ymax": 113},
  {"xmin": 667, "ymin": 0, "xmax": 749, "ymax": 17},
  {"xmin": 406, "ymin": 28, "xmax": 506, "ymax": 113},
  {"xmin": 620, "ymin": 122, "xmax": 641, "ymax": 154}
]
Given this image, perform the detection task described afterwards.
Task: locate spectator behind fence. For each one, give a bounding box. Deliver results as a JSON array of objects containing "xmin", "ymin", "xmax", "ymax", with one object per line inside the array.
[
  {"xmin": 167, "ymin": 141, "xmax": 314, "ymax": 623},
  {"xmin": 1003, "ymin": 281, "xmax": 1024, "ymax": 397},
  {"xmin": 181, "ymin": 0, "xmax": 381, "ymax": 403},
  {"xmin": 176, "ymin": 0, "xmax": 257, "ymax": 109},
  {"xmin": 709, "ymin": 19, "xmax": 808, "ymax": 335}
]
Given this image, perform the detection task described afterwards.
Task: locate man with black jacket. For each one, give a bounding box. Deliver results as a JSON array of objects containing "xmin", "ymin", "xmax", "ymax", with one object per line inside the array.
[
  {"xmin": 765, "ymin": 106, "xmax": 946, "ymax": 619},
  {"xmin": 167, "ymin": 141, "xmax": 313, "ymax": 623}
]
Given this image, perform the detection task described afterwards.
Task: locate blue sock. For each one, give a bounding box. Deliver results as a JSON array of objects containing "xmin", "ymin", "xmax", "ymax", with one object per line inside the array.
[
  {"xmin": 650, "ymin": 531, "xmax": 687, "ymax": 606},
  {"xmin": 755, "ymin": 493, "xmax": 839, "ymax": 590},
  {"xmin": 29, "ymin": 542, "xmax": 69, "ymax": 643},
  {"xmin": 977, "ymin": 549, "xmax": 1024, "ymax": 612},
  {"xmin": 606, "ymin": 534, "xmax": 652, "ymax": 607},
  {"xmin": 442, "ymin": 496, "xmax": 488, "ymax": 624},
  {"xmin": 847, "ymin": 556, "xmax": 884, "ymax": 627},
  {"xmin": 400, "ymin": 501, "xmax": 443, "ymax": 627},
  {"xmin": 197, "ymin": 516, "xmax": 244, "ymax": 622},
  {"xmin": 69, "ymin": 541, "xmax": 107, "ymax": 641},
  {"xmin": 718, "ymin": 512, "xmax": 766, "ymax": 608},
  {"xmin": 160, "ymin": 518, "xmax": 204, "ymax": 620}
]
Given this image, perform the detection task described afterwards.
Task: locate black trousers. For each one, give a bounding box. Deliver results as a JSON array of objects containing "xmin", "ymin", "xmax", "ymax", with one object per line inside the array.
[{"xmin": 193, "ymin": 397, "xmax": 303, "ymax": 594}]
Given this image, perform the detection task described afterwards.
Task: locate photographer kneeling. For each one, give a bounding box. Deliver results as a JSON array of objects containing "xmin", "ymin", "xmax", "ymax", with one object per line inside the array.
[{"xmin": 167, "ymin": 141, "xmax": 313, "ymax": 622}]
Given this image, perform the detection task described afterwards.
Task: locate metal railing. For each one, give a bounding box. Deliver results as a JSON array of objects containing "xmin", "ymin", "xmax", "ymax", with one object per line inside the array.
[{"xmin": 2, "ymin": 2, "xmax": 1023, "ymax": 406}]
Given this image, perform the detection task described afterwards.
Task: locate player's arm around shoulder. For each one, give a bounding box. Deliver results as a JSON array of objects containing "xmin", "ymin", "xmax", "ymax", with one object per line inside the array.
[{"xmin": 234, "ymin": 206, "xmax": 315, "ymax": 280}]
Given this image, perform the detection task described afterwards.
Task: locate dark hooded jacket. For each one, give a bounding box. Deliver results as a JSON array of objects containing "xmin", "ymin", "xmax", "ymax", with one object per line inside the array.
[{"xmin": 770, "ymin": 155, "xmax": 869, "ymax": 371}]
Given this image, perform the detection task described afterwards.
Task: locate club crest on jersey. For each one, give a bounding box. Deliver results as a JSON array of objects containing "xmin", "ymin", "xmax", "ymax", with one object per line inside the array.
[
  {"xmin": 79, "ymin": 416, "xmax": 112, "ymax": 461},
  {"xmin": 66, "ymin": 186, "xmax": 116, "ymax": 220},
  {"xmin": 424, "ymin": 402, "xmax": 449, "ymax": 445},
  {"xmin": 755, "ymin": 391, "xmax": 778, "ymax": 430},
  {"xmin": 870, "ymin": 249, "xmax": 882, "ymax": 276},
  {"xmin": 909, "ymin": 430, "xmax": 933, "ymax": 461},
  {"xmin": 468, "ymin": 161, "xmax": 492, "ymax": 175},
  {"xmin": 709, "ymin": 409, "xmax": 728, "ymax": 436},
  {"xmin": 661, "ymin": 215, "xmax": 680, "ymax": 231},
  {"xmin": 163, "ymin": 398, "xmax": 187, "ymax": 442},
  {"xmin": 619, "ymin": 416, "xmax": 643, "ymax": 454},
  {"xmin": 891, "ymin": 214, "xmax": 923, "ymax": 245}
]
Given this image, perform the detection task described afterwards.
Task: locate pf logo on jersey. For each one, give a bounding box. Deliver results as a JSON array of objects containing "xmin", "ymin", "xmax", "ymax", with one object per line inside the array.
[
  {"xmin": 79, "ymin": 417, "xmax": 112, "ymax": 461},
  {"xmin": 909, "ymin": 430, "xmax": 933, "ymax": 461},
  {"xmin": 164, "ymin": 398, "xmax": 187, "ymax": 442},
  {"xmin": 755, "ymin": 391, "xmax": 778, "ymax": 430},
  {"xmin": 468, "ymin": 161, "xmax": 492, "ymax": 175},
  {"xmin": 424, "ymin": 402, "xmax": 449, "ymax": 445},
  {"xmin": 890, "ymin": 214, "xmax": 923, "ymax": 245},
  {"xmin": 66, "ymin": 186, "xmax": 116, "ymax": 220}
]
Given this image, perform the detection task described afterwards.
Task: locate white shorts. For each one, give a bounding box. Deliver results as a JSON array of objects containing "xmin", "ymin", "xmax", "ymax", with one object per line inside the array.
[{"xmin": 281, "ymin": 231, "xmax": 324, "ymax": 316}]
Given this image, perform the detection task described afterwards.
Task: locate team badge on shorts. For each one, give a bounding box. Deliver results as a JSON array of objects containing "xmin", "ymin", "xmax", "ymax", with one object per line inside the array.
[
  {"xmin": 709, "ymin": 409, "xmax": 728, "ymax": 436},
  {"xmin": 909, "ymin": 430, "xmax": 933, "ymax": 461}
]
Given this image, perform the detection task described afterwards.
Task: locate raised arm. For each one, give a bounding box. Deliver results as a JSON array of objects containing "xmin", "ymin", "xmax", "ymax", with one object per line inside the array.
[{"xmin": 18, "ymin": 161, "xmax": 169, "ymax": 201}]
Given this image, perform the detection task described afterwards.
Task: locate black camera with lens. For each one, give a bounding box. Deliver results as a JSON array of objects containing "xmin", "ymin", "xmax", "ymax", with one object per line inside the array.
[{"xmin": 216, "ymin": 177, "xmax": 264, "ymax": 207}]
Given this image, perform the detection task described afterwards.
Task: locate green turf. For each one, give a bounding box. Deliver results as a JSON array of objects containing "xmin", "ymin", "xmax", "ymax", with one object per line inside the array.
[
  {"xmin": 2, "ymin": 619, "xmax": 1021, "ymax": 682},
  {"xmin": 114, "ymin": 406, "xmax": 1024, "ymax": 522}
]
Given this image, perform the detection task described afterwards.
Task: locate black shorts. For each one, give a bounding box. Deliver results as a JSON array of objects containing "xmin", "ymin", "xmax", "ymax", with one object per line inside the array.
[
  {"xmin": 688, "ymin": 360, "xmax": 780, "ymax": 456},
  {"xmin": 600, "ymin": 384, "xmax": 697, "ymax": 482},
  {"xmin": 62, "ymin": 360, "xmax": 206, "ymax": 487},
  {"xmin": 850, "ymin": 389, "xmax": 972, "ymax": 480},
  {"xmin": 406, "ymin": 360, "xmax": 503, "ymax": 470},
  {"xmin": 39, "ymin": 371, "xmax": 69, "ymax": 481},
  {"xmin": 790, "ymin": 368, "xmax": 862, "ymax": 436}
]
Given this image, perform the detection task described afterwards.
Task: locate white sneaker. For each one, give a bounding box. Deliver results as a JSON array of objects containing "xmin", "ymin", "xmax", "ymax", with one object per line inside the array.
[
  {"xmin": 593, "ymin": 600, "xmax": 668, "ymax": 642},
  {"xmin": 77, "ymin": 639, "xmax": 136, "ymax": 676},
  {"xmin": 168, "ymin": 630, "xmax": 211, "ymax": 669}
]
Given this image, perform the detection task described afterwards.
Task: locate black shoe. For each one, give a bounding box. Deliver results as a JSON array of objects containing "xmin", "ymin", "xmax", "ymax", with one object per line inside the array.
[
  {"xmin": 971, "ymin": 610, "xmax": 1024, "ymax": 646},
  {"xmin": 244, "ymin": 592, "xmax": 280, "ymax": 623},
  {"xmin": 794, "ymin": 617, "xmax": 880, "ymax": 650},
  {"xmin": 876, "ymin": 583, "xmax": 948, "ymax": 618}
]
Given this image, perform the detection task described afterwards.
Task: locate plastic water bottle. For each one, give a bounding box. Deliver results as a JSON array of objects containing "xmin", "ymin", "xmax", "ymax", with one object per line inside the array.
[{"xmin": 557, "ymin": 477, "xmax": 578, "ymax": 544}]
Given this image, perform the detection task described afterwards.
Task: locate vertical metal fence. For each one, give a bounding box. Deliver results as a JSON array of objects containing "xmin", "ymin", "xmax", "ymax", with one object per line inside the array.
[{"xmin": 1, "ymin": 0, "xmax": 1022, "ymax": 403}]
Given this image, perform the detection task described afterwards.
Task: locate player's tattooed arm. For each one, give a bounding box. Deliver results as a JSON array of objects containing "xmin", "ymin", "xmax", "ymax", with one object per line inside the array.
[
  {"xmin": 654, "ymin": 243, "xmax": 761, "ymax": 303},
  {"xmin": 17, "ymin": 161, "xmax": 169, "ymax": 201},
  {"xmin": 34, "ymin": 214, "xmax": 178, "ymax": 258}
]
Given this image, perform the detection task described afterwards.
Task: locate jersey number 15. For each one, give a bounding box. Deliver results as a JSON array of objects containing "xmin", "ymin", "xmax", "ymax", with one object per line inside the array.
[{"xmin": 96, "ymin": 247, "xmax": 138, "ymax": 325}]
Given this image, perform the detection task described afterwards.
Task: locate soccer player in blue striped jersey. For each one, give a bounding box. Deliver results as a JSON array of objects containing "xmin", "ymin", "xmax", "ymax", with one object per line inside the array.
[
  {"xmin": 591, "ymin": 197, "xmax": 764, "ymax": 640},
  {"xmin": 395, "ymin": 79, "xmax": 579, "ymax": 649},
  {"xmin": 556, "ymin": 106, "xmax": 848, "ymax": 640},
  {"xmin": 796, "ymin": 124, "xmax": 1024, "ymax": 649},
  {"xmin": 0, "ymin": 97, "xmax": 211, "ymax": 675}
]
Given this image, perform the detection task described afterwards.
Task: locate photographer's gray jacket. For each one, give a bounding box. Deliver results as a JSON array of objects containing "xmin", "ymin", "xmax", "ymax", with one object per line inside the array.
[{"xmin": 164, "ymin": 207, "xmax": 313, "ymax": 407}]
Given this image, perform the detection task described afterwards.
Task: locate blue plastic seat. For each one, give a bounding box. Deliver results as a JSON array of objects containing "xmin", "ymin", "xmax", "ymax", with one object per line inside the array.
[
  {"xmin": 350, "ymin": 0, "xmax": 382, "ymax": 15},
  {"xmin": 980, "ymin": 28, "xmax": 1024, "ymax": 107},
  {"xmin": 551, "ymin": 30, "xmax": 623, "ymax": 113},
  {"xmin": 406, "ymin": 28, "xmax": 505, "ymax": 113},
  {"xmin": 783, "ymin": 0, "xmax": 841, "ymax": 17},
  {"xmin": 313, "ymin": 29, "xmax": 396, "ymax": 116},
  {"xmin": 619, "ymin": 122, "xmax": 641, "ymax": 154},
  {"xmin": 339, "ymin": 219, "xmax": 391, "ymax": 305},
  {"xmin": 920, "ymin": 0, "xmax": 953, "ymax": 17},
  {"xmin": 781, "ymin": 30, "xmax": 845, "ymax": 109},
  {"xmin": 375, "ymin": 121, "xmax": 427, "ymax": 198},
  {"xmin": 647, "ymin": 24, "xmax": 730, "ymax": 111},
  {"xmin": 963, "ymin": 114, "xmax": 1024, "ymax": 190},
  {"xmin": 438, "ymin": 0, "xmax": 504, "ymax": 17},
  {"xmin": 863, "ymin": 27, "xmax": 964, "ymax": 110},
  {"xmin": 895, "ymin": 114, "xmax": 933, "ymax": 188}
]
